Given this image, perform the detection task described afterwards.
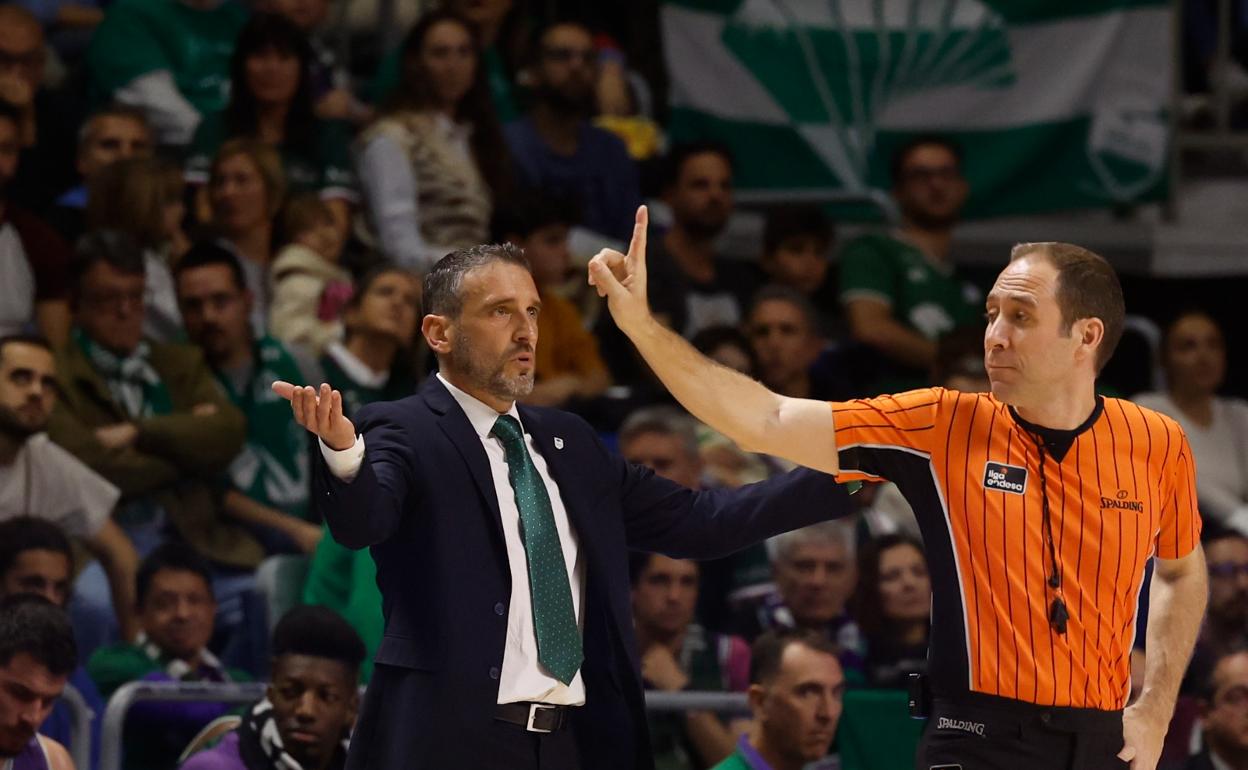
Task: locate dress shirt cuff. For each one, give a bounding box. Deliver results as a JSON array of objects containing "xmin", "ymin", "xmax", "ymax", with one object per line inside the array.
[{"xmin": 320, "ymin": 434, "xmax": 365, "ymax": 481}]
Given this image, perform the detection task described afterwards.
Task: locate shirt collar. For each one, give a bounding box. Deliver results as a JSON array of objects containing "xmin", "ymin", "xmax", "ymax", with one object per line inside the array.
[
  {"xmin": 325, "ymin": 342, "xmax": 389, "ymax": 389},
  {"xmin": 435, "ymin": 372, "xmax": 521, "ymax": 439},
  {"xmin": 735, "ymin": 734, "xmax": 773, "ymax": 770}
]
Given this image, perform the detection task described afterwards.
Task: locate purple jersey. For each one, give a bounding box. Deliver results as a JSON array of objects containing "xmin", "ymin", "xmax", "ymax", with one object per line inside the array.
[{"xmin": 4, "ymin": 736, "xmax": 50, "ymax": 770}]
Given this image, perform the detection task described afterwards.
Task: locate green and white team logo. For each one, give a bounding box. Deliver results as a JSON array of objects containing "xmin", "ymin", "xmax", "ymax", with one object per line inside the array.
[{"xmin": 664, "ymin": 0, "xmax": 1169, "ymax": 216}]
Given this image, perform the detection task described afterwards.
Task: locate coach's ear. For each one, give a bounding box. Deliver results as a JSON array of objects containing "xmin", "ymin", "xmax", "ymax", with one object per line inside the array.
[{"xmin": 423, "ymin": 313, "xmax": 453, "ymax": 357}]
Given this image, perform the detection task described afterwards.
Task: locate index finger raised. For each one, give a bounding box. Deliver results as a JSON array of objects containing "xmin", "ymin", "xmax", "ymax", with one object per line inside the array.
[{"xmin": 626, "ymin": 205, "xmax": 649, "ymax": 268}]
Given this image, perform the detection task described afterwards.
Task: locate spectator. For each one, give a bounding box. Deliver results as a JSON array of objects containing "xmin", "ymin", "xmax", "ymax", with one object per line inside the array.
[
  {"xmin": 494, "ymin": 196, "xmax": 610, "ymax": 408},
  {"xmin": 9, "ymin": 0, "xmax": 104, "ymax": 61},
  {"xmin": 619, "ymin": 406, "xmax": 705, "ymax": 490},
  {"xmin": 1135, "ymin": 311, "xmax": 1248, "ymax": 537},
  {"xmin": 0, "ymin": 595, "xmax": 77, "ymax": 770},
  {"xmin": 208, "ymin": 140, "xmax": 287, "ymax": 332},
  {"xmin": 692, "ymin": 326, "xmax": 756, "ymax": 378},
  {"xmin": 852, "ymin": 534, "xmax": 930, "ymax": 689},
  {"xmin": 186, "ymin": 14, "xmax": 356, "ymax": 234},
  {"xmin": 87, "ymin": 155, "xmax": 191, "ymax": 342},
  {"xmin": 839, "ymin": 135, "xmax": 982, "ymax": 391},
  {"xmin": 0, "ymin": 334, "xmax": 139, "ymax": 643},
  {"xmin": 0, "ymin": 518, "xmax": 106, "ymax": 768},
  {"xmin": 630, "ymin": 552, "xmax": 748, "ymax": 770},
  {"xmin": 1188, "ymin": 650, "xmax": 1248, "ymax": 770},
  {"xmin": 46, "ymin": 103, "xmax": 154, "ymax": 246},
  {"xmin": 264, "ymin": 0, "xmax": 372, "ymax": 126},
  {"xmin": 86, "ymin": 0, "xmax": 248, "ymax": 147},
  {"xmin": 504, "ymin": 20, "xmax": 640, "ymax": 242},
  {"xmin": 269, "ymin": 194, "xmax": 352, "ymax": 355},
  {"xmin": 175, "ymin": 242, "xmax": 323, "ymax": 555},
  {"xmin": 740, "ymin": 521, "xmax": 863, "ymax": 677},
  {"xmin": 0, "ymin": 5, "xmax": 79, "ymax": 214},
  {"xmin": 301, "ymin": 266, "xmax": 420, "ymax": 680},
  {"xmin": 356, "ymin": 10, "xmax": 510, "ymax": 271},
  {"xmin": 745, "ymin": 286, "xmax": 850, "ymax": 402},
  {"xmin": 88, "ymin": 544, "xmax": 251, "ymax": 770},
  {"xmin": 0, "ymin": 100, "xmax": 71, "ymax": 345},
  {"xmin": 645, "ymin": 142, "xmax": 759, "ymax": 340},
  {"xmin": 1184, "ymin": 532, "xmax": 1248, "ymax": 697},
  {"xmin": 46, "ymin": 230, "xmax": 263, "ymax": 654},
  {"xmin": 180, "ymin": 605, "xmax": 363, "ymax": 770},
  {"xmin": 711, "ymin": 628, "xmax": 845, "ymax": 770},
  {"xmin": 760, "ymin": 206, "xmax": 838, "ymax": 335}
]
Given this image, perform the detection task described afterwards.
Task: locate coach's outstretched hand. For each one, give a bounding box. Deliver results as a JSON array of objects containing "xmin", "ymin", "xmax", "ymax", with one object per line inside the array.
[
  {"xmin": 588, "ymin": 205, "xmax": 652, "ymax": 336},
  {"xmin": 272, "ymin": 381, "xmax": 356, "ymax": 451}
]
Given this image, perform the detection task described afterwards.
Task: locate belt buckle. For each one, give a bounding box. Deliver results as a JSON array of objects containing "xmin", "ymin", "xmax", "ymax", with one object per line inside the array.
[{"xmin": 526, "ymin": 702, "xmax": 555, "ymax": 733}]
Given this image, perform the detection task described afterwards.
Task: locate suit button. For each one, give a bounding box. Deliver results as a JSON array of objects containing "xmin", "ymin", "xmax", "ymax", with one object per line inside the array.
[
  {"xmin": 494, "ymin": 602, "xmax": 505, "ymax": 616},
  {"xmin": 489, "ymin": 667, "xmax": 500, "ymax": 680}
]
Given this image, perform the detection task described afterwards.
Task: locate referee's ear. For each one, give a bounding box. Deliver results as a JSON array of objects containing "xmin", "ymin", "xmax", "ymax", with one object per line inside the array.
[{"xmin": 1075, "ymin": 317, "xmax": 1105, "ymax": 368}]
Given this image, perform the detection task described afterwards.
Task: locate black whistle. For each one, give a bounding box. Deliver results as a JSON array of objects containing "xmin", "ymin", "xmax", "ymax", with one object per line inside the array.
[{"xmin": 1049, "ymin": 598, "xmax": 1069, "ymax": 635}]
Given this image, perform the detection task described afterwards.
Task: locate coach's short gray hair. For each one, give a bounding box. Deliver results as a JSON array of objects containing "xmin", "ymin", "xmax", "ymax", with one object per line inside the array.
[
  {"xmin": 766, "ymin": 519, "xmax": 856, "ymax": 564},
  {"xmin": 618, "ymin": 406, "xmax": 700, "ymax": 459},
  {"xmin": 422, "ymin": 243, "xmax": 530, "ymax": 319}
]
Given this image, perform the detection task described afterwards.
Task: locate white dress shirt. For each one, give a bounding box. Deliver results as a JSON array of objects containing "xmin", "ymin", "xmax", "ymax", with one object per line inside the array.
[{"xmin": 320, "ymin": 373, "xmax": 587, "ymax": 705}]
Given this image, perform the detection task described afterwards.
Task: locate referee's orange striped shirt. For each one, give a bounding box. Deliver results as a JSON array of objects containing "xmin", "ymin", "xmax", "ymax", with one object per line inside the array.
[{"xmin": 831, "ymin": 388, "xmax": 1200, "ymax": 710}]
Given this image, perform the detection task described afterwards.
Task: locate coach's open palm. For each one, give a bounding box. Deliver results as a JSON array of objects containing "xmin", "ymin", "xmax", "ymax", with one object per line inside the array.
[
  {"xmin": 588, "ymin": 205, "xmax": 652, "ymax": 335},
  {"xmin": 272, "ymin": 381, "xmax": 356, "ymax": 451}
]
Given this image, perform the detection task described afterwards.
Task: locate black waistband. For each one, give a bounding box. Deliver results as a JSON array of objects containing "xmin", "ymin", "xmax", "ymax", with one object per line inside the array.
[
  {"xmin": 494, "ymin": 702, "xmax": 574, "ymax": 732},
  {"xmin": 933, "ymin": 692, "xmax": 1123, "ymax": 734}
]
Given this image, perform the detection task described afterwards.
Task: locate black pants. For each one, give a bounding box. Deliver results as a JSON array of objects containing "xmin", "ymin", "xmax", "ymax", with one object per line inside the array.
[
  {"xmin": 916, "ymin": 693, "xmax": 1129, "ymax": 770},
  {"xmin": 477, "ymin": 716, "xmax": 582, "ymax": 770}
]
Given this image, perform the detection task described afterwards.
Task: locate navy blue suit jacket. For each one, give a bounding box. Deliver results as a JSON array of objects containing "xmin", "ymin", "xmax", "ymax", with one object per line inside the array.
[{"xmin": 313, "ymin": 377, "xmax": 851, "ymax": 769}]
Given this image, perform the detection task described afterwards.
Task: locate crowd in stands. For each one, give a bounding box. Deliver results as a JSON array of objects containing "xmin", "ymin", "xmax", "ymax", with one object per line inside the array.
[{"xmin": 0, "ymin": 0, "xmax": 1244, "ymax": 768}]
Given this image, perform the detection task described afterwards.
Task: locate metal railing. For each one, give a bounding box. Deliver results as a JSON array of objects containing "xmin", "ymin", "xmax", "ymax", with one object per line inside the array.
[{"xmin": 98, "ymin": 681, "xmax": 749, "ymax": 770}]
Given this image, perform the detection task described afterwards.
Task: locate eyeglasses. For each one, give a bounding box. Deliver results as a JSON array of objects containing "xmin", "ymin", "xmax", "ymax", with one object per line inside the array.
[
  {"xmin": 1216, "ymin": 684, "xmax": 1248, "ymax": 708},
  {"xmin": 1208, "ymin": 562, "xmax": 1248, "ymax": 580},
  {"xmin": 543, "ymin": 46, "xmax": 596, "ymax": 65},
  {"xmin": 900, "ymin": 165, "xmax": 961, "ymax": 184},
  {"xmin": 81, "ymin": 289, "xmax": 145, "ymax": 312}
]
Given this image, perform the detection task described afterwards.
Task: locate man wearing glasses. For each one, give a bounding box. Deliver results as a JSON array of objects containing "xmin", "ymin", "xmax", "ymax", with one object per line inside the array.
[
  {"xmin": 503, "ymin": 21, "xmax": 641, "ymax": 243},
  {"xmin": 1189, "ymin": 651, "xmax": 1248, "ymax": 770},
  {"xmin": 1185, "ymin": 533, "xmax": 1248, "ymax": 699}
]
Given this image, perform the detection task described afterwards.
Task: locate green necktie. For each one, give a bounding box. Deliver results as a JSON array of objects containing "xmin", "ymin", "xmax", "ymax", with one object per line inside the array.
[{"xmin": 490, "ymin": 415, "xmax": 583, "ymax": 685}]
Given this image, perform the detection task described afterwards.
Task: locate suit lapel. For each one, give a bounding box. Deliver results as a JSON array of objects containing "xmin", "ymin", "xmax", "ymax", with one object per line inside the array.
[{"xmin": 421, "ymin": 379, "xmax": 506, "ymax": 547}]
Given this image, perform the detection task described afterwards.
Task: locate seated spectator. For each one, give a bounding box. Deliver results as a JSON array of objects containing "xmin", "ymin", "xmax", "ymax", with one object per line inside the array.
[
  {"xmin": 88, "ymin": 544, "xmax": 251, "ymax": 770},
  {"xmin": 759, "ymin": 206, "xmax": 838, "ymax": 335},
  {"xmin": 504, "ymin": 20, "xmax": 640, "ymax": 243},
  {"xmin": 356, "ymin": 10, "xmax": 510, "ymax": 271},
  {"xmin": 0, "ymin": 518, "xmax": 106, "ymax": 768},
  {"xmin": 711, "ymin": 628, "xmax": 845, "ymax": 770},
  {"xmin": 175, "ymin": 242, "xmax": 323, "ymax": 554},
  {"xmin": 494, "ymin": 196, "xmax": 609, "ymax": 408},
  {"xmin": 9, "ymin": 0, "xmax": 104, "ymax": 62},
  {"xmin": 301, "ymin": 266, "xmax": 420, "ymax": 679},
  {"xmin": 619, "ymin": 406, "xmax": 706, "ymax": 490},
  {"xmin": 631, "ymin": 552, "xmax": 747, "ymax": 770},
  {"xmin": 692, "ymin": 326, "xmax": 757, "ymax": 378},
  {"xmin": 180, "ymin": 605, "xmax": 363, "ymax": 770},
  {"xmin": 0, "ymin": 595, "xmax": 78, "ymax": 770},
  {"xmin": 0, "ymin": 334, "xmax": 139, "ymax": 643},
  {"xmin": 852, "ymin": 534, "xmax": 930, "ymax": 689},
  {"xmin": 0, "ymin": 100, "xmax": 71, "ymax": 345},
  {"xmin": 269, "ymin": 194, "xmax": 352, "ymax": 356},
  {"xmin": 264, "ymin": 0, "xmax": 372, "ymax": 126},
  {"xmin": 86, "ymin": 0, "xmax": 247, "ymax": 146},
  {"xmin": 745, "ymin": 287, "xmax": 851, "ymax": 402},
  {"xmin": 87, "ymin": 155, "xmax": 191, "ymax": 342},
  {"xmin": 208, "ymin": 140, "xmax": 287, "ymax": 331},
  {"xmin": 739, "ymin": 521, "xmax": 863, "ymax": 678},
  {"xmin": 1184, "ymin": 532, "xmax": 1248, "ymax": 697},
  {"xmin": 46, "ymin": 103, "xmax": 153, "ymax": 246},
  {"xmin": 186, "ymin": 14, "xmax": 356, "ymax": 235},
  {"xmin": 1135, "ymin": 311, "xmax": 1248, "ymax": 537},
  {"xmin": 46, "ymin": 230, "xmax": 263, "ymax": 654},
  {"xmin": 1189, "ymin": 651, "xmax": 1248, "ymax": 770},
  {"xmin": 839, "ymin": 135, "xmax": 981, "ymax": 392},
  {"xmin": 0, "ymin": 6, "xmax": 79, "ymax": 213}
]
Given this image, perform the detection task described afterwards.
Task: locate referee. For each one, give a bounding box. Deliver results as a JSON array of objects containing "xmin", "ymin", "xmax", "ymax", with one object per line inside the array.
[{"xmin": 590, "ymin": 207, "xmax": 1207, "ymax": 770}]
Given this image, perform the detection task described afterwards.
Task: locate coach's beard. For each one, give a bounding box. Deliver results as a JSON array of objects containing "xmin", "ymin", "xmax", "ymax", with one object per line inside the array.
[{"xmin": 451, "ymin": 331, "xmax": 535, "ymax": 403}]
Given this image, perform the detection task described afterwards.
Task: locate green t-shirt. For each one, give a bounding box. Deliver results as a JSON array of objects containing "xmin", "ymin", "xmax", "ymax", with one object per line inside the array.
[
  {"xmin": 839, "ymin": 233, "xmax": 982, "ymax": 391},
  {"xmin": 88, "ymin": 0, "xmax": 247, "ymax": 114},
  {"xmin": 185, "ymin": 111, "xmax": 357, "ymax": 199},
  {"xmin": 709, "ymin": 751, "xmax": 751, "ymax": 770},
  {"xmin": 215, "ymin": 336, "xmax": 311, "ymax": 520}
]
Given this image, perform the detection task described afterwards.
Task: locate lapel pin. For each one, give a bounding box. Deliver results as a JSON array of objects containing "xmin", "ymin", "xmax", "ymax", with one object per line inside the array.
[{"xmin": 554, "ymin": 437, "xmax": 565, "ymax": 450}]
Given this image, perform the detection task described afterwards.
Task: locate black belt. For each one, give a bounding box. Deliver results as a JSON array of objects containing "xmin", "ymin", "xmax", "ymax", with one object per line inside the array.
[{"xmin": 494, "ymin": 701, "xmax": 573, "ymax": 733}]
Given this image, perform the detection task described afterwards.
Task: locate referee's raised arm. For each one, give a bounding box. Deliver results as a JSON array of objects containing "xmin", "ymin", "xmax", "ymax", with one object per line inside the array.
[{"xmin": 589, "ymin": 206, "xmax": 842, "ymax": 475}]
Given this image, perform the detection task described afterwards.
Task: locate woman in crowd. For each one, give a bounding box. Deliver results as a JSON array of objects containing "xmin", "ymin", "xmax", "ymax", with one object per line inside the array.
[
  {"xmin": 86, "ymin": 156, "xmax": 190, "ymax": 342},
  {"xmin": 186, "ymin": 13, "xmax": 356, "ymax": 232},
  {"xmin": 355, "ymin": 10, "xmax": 510, "ymax": 271},
  {"xmin": 854, "ymin": 534, "xmax": 931, "ymax": 689},
  {"xmin": 208, "ymin": 140, "xmax": 286, "ymax": 333},
  {"xmin": 302, "ymin": 265, "xmax": 421, "ymax": 680},
  {"xmin": 1135, "ymin": 310, "xmax": 1248, "ymax": 537}
]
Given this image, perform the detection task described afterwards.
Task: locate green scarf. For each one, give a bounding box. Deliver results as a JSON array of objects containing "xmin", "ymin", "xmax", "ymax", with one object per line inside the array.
[{"xmin": 74, "ymin": 328, "xmax": 173, "ymax": 418}]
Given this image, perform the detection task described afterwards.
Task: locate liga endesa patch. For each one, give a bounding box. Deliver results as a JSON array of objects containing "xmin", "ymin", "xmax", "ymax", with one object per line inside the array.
[{"xmin": 983, "ymin": 461, "xmax": 1028, "ymax": 495}]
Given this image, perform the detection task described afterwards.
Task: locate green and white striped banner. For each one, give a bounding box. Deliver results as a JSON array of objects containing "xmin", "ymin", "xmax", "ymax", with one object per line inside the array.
[{"xmin": 664, "ymin": 0, "xmax": 1170, "ymax": 217}]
